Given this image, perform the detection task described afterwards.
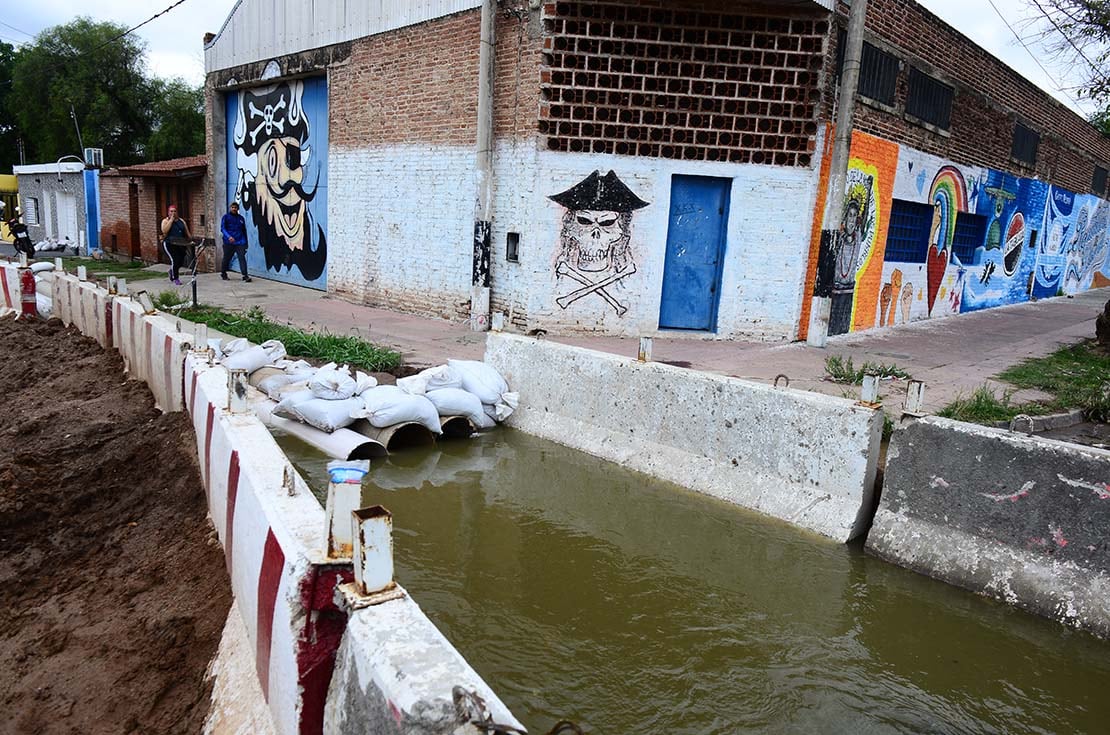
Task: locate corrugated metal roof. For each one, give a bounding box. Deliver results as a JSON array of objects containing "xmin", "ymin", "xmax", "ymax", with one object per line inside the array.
[{"xmin": 204, "ymin": 0, "xmax": 483, "ymax": 74}]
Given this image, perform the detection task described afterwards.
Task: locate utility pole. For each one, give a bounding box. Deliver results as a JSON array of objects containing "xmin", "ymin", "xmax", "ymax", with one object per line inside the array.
[
  {"xmin": 469, "ymin": 0, "xmax": 495, "ymax": 332},
  {"xmin": 806, "ymin": 0, "xmax": 868, "ymax": 347}
]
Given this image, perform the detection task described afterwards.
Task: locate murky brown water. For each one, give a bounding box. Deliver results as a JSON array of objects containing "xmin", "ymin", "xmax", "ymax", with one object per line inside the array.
[{"xmin": 279, "ymin": 429, "xmax": 1110, "ymax": 734}]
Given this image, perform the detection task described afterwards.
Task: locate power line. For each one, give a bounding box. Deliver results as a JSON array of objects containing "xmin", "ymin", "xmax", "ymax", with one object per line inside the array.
[
  {"xmin": 984, "ymin": 0, "xmax": 1085, "ymax": 107},
  {"xmin": 0, "ymin": 20, "xmax": 36, "ymax": 39},
  {"xmin": 1029, "ymin": 0, "xmax": 1106, "ymax": 84}
]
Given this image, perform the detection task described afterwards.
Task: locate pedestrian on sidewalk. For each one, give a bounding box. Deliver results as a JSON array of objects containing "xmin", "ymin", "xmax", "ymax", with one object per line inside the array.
[
  {"xmin": 220, "ymin": 201, "xmax": 252, "ymax": 282},
  {"xmin": 160, "ymin": 204, "xmax": 191, "ymax": 286}
]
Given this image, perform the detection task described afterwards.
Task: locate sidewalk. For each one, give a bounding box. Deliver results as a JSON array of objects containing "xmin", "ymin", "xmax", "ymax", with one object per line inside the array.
[{"xmin": 177, "ymin": 271, "xmax": 1107, "ymax": 414}]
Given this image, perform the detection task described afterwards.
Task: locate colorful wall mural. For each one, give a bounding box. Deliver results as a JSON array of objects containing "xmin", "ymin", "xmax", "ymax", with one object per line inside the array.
[
  {"xmin": 801, "ymin": 130, "xmax": 1110, "ymax": 338},
  {"xmin": 225, "ymin": 77, "xmax": 329, "ymax": 290}
]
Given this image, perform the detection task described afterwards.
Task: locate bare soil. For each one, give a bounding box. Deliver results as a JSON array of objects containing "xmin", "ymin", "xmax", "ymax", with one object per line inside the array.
[{"xmin": 0, "ymin": 317, "xmax": 231, "ymax": 734}]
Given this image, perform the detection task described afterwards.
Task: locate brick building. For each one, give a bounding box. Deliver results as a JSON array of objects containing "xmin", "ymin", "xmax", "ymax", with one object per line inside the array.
[
  {"xmin": 99, "ymin": 156, "xmax": 209, "ymax": 264},
  {"xmin": 202, "ymin": 0, "xmax": 1110, "ymax": 340}
]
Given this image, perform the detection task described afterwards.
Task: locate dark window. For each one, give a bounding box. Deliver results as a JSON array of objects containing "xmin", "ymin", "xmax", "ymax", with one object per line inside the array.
[
  {"xmin": 1011, "ymin": 123, "xmax": 1040, "ymax": 165},
  {"xmin": 836, "ymin": 31, "xmax": 899, "ymax": 106},
  {"xmin": 1093, "ymin": 166, "xmax": 1107, "ymax": 197},
  {"xmin": 905, "ymin": 67, "xmax": 953, "ymax": 130},
  {"xmin": 951, "ymin": 212, "xmax": 987, "ymax": 263},
  {"xmin": 885, "ymin": 200, "xmax": 933, "ymax": 263},
  {"xmin": 506, "ymin": 232, "xmax": 520, "ymax": 263}
]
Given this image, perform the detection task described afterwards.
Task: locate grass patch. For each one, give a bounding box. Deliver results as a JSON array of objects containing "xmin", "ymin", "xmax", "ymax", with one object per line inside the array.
[
  {"xmin": 937, "ymin": 386, "xmax": 1052, "ymax": 425},
  {"xmin": 997, "ymin": 341, "xmax": 1110, "ymax": 422},
  {"xmin": 45, "ymin": 256, "xmax": 168, "ymax": 282},
  {"xmin": 824, "ymin": 354, "xmax": 912, "ymax": 385},
  {"xmin": 175, "ymin": 305, "xmax": 402, "ymax": 373}
]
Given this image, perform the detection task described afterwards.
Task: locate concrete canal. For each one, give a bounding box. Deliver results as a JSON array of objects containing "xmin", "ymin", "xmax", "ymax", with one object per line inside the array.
[{"xmin": 278, "ymin": 429, "xmax": 1110, "ymax": 734}]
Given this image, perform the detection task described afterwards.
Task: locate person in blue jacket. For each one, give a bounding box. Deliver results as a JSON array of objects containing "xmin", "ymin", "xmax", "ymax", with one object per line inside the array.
[{"xmin": 220, "ymin": 201, "xmax": 252, "ymax": 282}]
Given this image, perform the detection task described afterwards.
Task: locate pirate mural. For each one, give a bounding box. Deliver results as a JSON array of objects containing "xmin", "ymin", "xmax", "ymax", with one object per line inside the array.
[
  {"xmin": 229, "ymin": 79, "xmax": 328, "ymax": 285},
  {"xmin": 550, "ymin": 170, "xmax": 649, "ymax": 316}
]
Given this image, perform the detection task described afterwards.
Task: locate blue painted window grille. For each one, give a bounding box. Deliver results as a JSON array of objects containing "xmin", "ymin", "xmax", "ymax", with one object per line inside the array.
[
  {"xmin": 884, "ymin": 200, "xmax": 933, "ymax": 263},
  {"xmin": 951, "ymin": 212, "xmax": 987, "ymax": 263}
]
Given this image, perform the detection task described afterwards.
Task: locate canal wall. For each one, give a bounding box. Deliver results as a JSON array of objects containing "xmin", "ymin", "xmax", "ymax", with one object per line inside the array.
[
  {"xmin": 32, "ymin": 271, "xmax": 521, "ymax": 735},
  {"xmin": 485, "ymin": 332, "xmax": 884, "ymax": 542},
  {"xmin": 868, "ymin": 417, "xmax": 1110, "ymax": 639}
]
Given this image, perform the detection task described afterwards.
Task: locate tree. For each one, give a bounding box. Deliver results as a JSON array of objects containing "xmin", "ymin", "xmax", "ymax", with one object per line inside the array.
[
  {"xmin": 1028, "ymin": 1, "xmax": 1110, "ymax": 102},
  {"xmin": 145, "ymin": 78, "xmax": 205, "ymax": 160},
  {"xmin": 10, "ymin": 17, "xmax": 153, "ymax": 165},
  {"xmin": 0, "ymin": 41, "xmax": 20, "ymax": 173}
]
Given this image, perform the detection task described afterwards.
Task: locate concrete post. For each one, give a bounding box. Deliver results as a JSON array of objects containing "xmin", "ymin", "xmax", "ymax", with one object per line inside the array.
[
  {"xmin": 469, "ymin": 0, "xmax": 495, "ymax": 332},
  {"xmin": 353, "ymin": 506, "xmax": 394, "ymax": 595},
  {"xmin": 77, "ymin": 265, "xmax": 87, "ymax": 281},
  {"xmin": 227, "ymin": 369, "xmax": 249, "ymax": 413},
  {"xmin": 107, "ymin": 276, "xmax": 118, "ymax": 295},
  {"xmin": 54, "ymin": 257, "xmax": 63, "ymax": 273},
  {"xmin": 860, "ymin": 373, "xmax": 880, "ymax": 404},
  {"xmin": 904, "ymin": 380, "xmax": 926, "ymax": 416},
  {"xmin": 117, "ymin": 278, "xmax": 128, "ymax": 296},
  {"xmin": 638, "ymin": 337, "xmax": 653, "ymax": 362},
  {"xmin": 192, "ymin": 321, "xmax": 209, "ymax": 353},
  {"xmin": 806, "ymin": 0, "xmax": 868, "ymax": 347}
]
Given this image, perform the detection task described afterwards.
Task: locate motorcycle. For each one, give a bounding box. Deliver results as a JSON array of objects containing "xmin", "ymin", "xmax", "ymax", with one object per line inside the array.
[{"xmin": 7, "ymin": 216, "xmax": 35, "ymax": 260}]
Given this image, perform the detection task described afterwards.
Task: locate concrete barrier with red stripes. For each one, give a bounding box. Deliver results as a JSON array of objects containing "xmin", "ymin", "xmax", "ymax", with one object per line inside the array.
[
  {"xmin": 186, "ymin": 355, "xmax": 353, "ymax": 735},
  {"xmin": 29, "ymin": 291, "xmax": 522, "ymax": 734},
  {"xmin": 0, "ymin": 263, "xmax": 19, "ymax": 313}
]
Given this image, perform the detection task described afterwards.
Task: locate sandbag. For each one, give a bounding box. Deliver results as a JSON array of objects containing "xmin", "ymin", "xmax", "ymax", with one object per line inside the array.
[
  {"xmin": 222, "ymin": 339, "xmax": 287, "ymax": 374},
  {"xmin": 353, "ymin": 386, "xmax": 442, "ymax": 432},
  {"xmin": 292, "ymin": 396, "xmax": 365, "ymax": 433},
  {"xmin": 354, "ymin": 371, "xmax": 378, "ymax": 395},
  {"xmin": 396, "ymin": 364, "xmax": 462, "ymax": 395},
  {"xmin": 426, "ymin": 388, "xmax": 495, "ymax": 429},
  {"xmin": 448, "ymin": 359, "xmax": 509, "ymax": 405},
  {"xmin": 310, "ymin": 367, "xmax": 357, "ymax": 400},
  {"xmin": 30, "ymin": 261, "xmax": 54, "ymax": 273},
  {"xmin": 258, "ymin": 371, "xmax": 308, "ymax": 399},
  {"xmin": 273, "ymin": 389, "xmax": 315, "ymax": 419}
]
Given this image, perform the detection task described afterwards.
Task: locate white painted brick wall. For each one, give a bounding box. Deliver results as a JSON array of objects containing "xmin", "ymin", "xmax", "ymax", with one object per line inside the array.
[
  {"xmin": 329, "ymin": 140, "xmax": 820, "ymax": 339},
  {"xmin": 328, "ymin": 145, "xmax": 477, "ymax": 316}
]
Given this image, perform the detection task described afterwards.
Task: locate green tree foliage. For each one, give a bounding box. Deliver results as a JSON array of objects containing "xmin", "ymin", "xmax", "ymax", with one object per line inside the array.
[
  {"xmin": 0, "ymin": 41, "xmax": 19, "ymax": 173},
  {"xmin": 8, "ymin": 17, "xmax": 204, "ymax": 166},
  {"xmin": 146, "ymin": 78, "xmax": 205, "ymax": 161},
  {"xmin": 1029, "ymin": 0, "xmax": 1110, "ymax": 101}
]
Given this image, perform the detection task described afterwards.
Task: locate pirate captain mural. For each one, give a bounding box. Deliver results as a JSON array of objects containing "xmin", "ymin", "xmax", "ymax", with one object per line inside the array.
[
  {"xmin": 550, "ymin": 171, "xmax": 649, "ymax": 316},
  {"xmin": 226, "ymin": 78, "xmax": 329, "ymax": 288}
]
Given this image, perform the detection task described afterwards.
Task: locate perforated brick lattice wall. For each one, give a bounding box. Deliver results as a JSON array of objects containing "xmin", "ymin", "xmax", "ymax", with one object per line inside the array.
[{"xmin": 539, "ymin": 2, "xmax": 827, "ymax": 165}]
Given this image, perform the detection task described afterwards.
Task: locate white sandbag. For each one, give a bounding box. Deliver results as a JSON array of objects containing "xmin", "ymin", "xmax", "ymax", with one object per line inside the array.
[
  {"xmin": 273, "ymin": 388, "xmax": 315, "ymax": 419},
  {"xmin": 489, "ymin": 391, "xmax": 519, "ymax": 422},
  {"xmin": 222, "ymin": 339, "xmax": 287, "ymax": 374},
  {"xmin": 448, "ymin": 359, "xmax": 509, "ymax": 405},
  {"xmin": 30, "ymin": 261, "xmax": 54, "ymax": 273},
  {"xmin": 353, "ymin": 386, "xmax": 442, "ymax": 432},
  {"xmin": 397, "ymin": 364, "xmax": 463, "ymax": 395},
  {"xmin": 426, "ymin": 388, "xmax": 495, "ymax": 429},
  {"xmin": 221, "ymin": 337, "xmax": 250, "ymax": 356},
  {"xmin": 36, "ymin": 293, "xmax": 53, "ymax": 317},
  {"xmin": 293, "ymin": 396, "xmax": 365, "ymax": 433},
  {"xmin": 354, "ymin": 371, "xmax": 377, "ymax": 395},
  {"xmin": 310, "ymin": 367, "xmax": 357, "ymax": 400},
  {"xmin": 207, "ymin": 338, "xmax": 225, "ymax": 358},
  {"xmin": 258, "ymin": 372, "xmax": 308, "ymax": 399}
]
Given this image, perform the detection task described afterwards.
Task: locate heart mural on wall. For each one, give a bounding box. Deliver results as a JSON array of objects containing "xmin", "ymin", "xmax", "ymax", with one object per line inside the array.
[{"xmin": 926, "ymin": 166, "xmax": 967, "ymax": 313}]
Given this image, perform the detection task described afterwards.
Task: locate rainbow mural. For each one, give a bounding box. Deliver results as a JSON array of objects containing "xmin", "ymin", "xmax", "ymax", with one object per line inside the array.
[{"xmin": 929, "ymin": 165, "xmax": 967, "ymax": 254}]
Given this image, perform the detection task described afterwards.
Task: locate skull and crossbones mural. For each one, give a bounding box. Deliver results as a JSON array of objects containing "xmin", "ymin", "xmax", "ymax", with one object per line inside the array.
[
  {"xmin": 549, "ymin": 170, "xmax": 649, "ymax": 315},
  {"xmin": 232, "ymin": 80, "xmax": 327, "ymax": 282}
]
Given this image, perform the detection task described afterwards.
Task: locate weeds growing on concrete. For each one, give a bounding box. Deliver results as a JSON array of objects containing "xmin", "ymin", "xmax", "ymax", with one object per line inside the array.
[
  {"xmin": 824, "ymin": 355, "xmax": 912, "ymax": 385},
  {"xmin": 174, "ymin": 304, "xmax": 403, "ymax": 373},
  {"xmin": 153, "ymin": 290, "xmax": 189, "ymax": 310},
  {"xmin": 936, "ymin": 386, "xmax": 1051, "ymax": 425},
  {"xmin": 997, "ymin": 341, "xmax": 1110, "ymax": 422}
]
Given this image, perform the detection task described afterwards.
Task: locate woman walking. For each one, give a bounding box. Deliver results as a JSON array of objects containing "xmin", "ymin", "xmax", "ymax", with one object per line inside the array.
[{"xmin": 160, "ymin": 204, "xmax": 191, "ymax": 286}]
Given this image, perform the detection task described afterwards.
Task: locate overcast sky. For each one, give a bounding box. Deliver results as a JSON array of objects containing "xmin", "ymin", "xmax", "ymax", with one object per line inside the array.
[{"xmin": 0, "ymin": 0, "xmax": 1098, "ymax": 117}]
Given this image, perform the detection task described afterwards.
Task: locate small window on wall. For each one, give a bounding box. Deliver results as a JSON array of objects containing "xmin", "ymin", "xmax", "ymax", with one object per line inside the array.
[
  {"xmin": 1012, "ymin": 123, "xmax": 1040, "ymax": 166},
  {"xmin": 836, "ymin": 31, "xmax": 899, "ymax": 106},
  {"xmin": 905, "ymin": 67, "xmax": 954, "ymax": 130},
  {"xmin": 952, "ymin": 212, "xmax": 988, "ymax": 263},
  {"xmin": 23, "ymin": 197, "xmax": 39, "ymax": 226},
  {"xmin": 1093, "ymin": 166, "xmax": 1108, "ymax": 197},
  {"xmin": 885, "ymin": 200, "xmax": 934, "ymax": 263}
]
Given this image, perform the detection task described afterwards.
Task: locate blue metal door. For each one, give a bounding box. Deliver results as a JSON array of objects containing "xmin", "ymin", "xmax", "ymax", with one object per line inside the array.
[{"xmin": 659, "ymin": 175, "xmax": 731, "ymax": 330}]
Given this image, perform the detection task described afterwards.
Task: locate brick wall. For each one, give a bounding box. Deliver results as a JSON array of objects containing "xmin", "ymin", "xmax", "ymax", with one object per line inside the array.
[
  {"xmin": 539, "ymin": 0, "xmax": 828, "ymax": 165},
  {"xmin": 826, "ymin": 0, "xmax": 1110, "ymax": 194},
  {"xmin": 99, "ymin": 172, "xmax": 132, "ymax": 256}
]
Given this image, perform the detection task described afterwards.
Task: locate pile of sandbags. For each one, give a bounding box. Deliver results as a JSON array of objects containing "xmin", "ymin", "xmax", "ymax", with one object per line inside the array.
[{"xmin": 213, "ymin": 337, "xmax": 516, "ymax": 437}]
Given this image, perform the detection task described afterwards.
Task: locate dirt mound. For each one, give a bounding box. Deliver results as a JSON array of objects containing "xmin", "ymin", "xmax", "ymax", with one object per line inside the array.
[{"xmin": 0, "ymin": 317, "xmax": 231, "ymax": 734}]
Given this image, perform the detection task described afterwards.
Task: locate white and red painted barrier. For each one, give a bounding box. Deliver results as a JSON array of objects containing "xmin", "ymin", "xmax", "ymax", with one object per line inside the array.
[
  {"xmin": 0, "ymin": 262, "xmax": 20, "ymax": 313},
  {"xmin": 187, "ymin": 356, "xmax": 352, "ymax": 735},
  {"xmin": 27, "ymin": 284, "xmax": 521, "ymax": 735}
]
